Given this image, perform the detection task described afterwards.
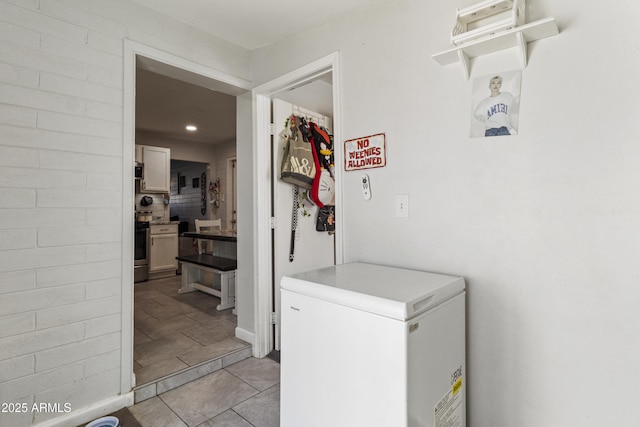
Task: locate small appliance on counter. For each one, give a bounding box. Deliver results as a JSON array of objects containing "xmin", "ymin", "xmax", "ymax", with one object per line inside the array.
[{"xmin": 136, "ymin": 211, "xmax": 153, "ymax": 222}]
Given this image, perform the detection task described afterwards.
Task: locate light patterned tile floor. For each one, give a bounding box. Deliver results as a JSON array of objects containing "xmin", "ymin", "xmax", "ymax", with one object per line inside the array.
[
  {"xmin": 129, "ymin": 357, "xmax": 281, "ymax": 427},
  {"xmin": 134, "ymin": 276, "xmax": 248, "ymax": 385}
]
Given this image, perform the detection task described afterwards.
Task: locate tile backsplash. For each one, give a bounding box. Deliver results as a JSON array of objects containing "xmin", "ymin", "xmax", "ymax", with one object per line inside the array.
[{"xmin": 135, "ymin": 189, "xmax": 169, "ymax": 222}]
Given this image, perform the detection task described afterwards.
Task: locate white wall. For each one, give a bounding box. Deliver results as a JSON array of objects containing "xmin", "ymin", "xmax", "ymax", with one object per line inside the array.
[
  {"xmin": 0, "ymin": 0, "xmax": 250, "ymax": 425},
  {"xmin": 235, "ymin": 92, "xmax": 255, "ymax": 341},
  {"xmin": 252, "ymin": 0, "xmax": 640, "ymax": 425}
]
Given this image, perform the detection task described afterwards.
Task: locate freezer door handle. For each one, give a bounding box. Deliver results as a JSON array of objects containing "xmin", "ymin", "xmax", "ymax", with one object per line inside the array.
[{"xmin": 412, "ymin": 295, "xmax": 433, "ymax": 313}]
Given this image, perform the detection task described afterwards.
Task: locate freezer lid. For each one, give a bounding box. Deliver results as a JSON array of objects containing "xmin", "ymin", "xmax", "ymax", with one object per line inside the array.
[{"xmin": 280, "ymin": 262, "xmax": 465, "ymax": 320}]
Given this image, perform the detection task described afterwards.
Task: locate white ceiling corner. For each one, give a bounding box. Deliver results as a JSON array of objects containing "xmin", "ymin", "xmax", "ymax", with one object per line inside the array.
[{"xmin": 129, "ymin": 0, "xmax": 382, "ymax": 50}]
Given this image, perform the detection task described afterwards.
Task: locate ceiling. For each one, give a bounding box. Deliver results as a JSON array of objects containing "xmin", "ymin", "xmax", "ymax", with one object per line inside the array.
[
  {"xmin": 134, "ymin": 0, "xmax": 358, "ymax": 146},
  {"xmin": 129, "ymin": 0, "xmax": 383, "ymax": 50},
  {"xmin": 135, "ymin": 68, "xmax": 237, "ymax": 145},
  {"xmin": 135, "ymin": 61, "xmax": 332, "ymax": 146}
]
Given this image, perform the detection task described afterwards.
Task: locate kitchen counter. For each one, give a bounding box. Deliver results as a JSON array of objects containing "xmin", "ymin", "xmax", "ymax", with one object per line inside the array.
[
  {"xmin": 150, "ymin": 220, "xmax": 180, "ymax": 225},
  {"xmin": 182, "ymin": 230, "xmax": 237, "ymax": 243}
]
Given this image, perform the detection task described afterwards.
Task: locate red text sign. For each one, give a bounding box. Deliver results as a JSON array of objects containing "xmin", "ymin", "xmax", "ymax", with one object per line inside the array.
[{"xmin": 344, "ymin": 133, "xmax": 386, "ymax": 171}]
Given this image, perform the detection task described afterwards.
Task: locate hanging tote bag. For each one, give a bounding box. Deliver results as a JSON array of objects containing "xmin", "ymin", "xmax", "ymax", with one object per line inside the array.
[
  {"xmin": 307, "ymin": 121, "xmax": 336, "ymax": 208},
  {"xmin": 280, "ymin": 115, "xmax": 316, "ymax": 189}
]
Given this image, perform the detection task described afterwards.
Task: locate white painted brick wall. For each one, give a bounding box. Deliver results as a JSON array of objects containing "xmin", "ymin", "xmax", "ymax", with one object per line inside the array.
[
  {"xmin": 0, "ymin": 312, "xmax": 35, "ymax": 339},
  {"xmin": 0, "ymin": 0, "xmax": 251, "ymax": 423},
  {"xmin": 0, "ymin": 270, "xmax": 36, "ymax": 294},
  {"xmin": 35, "ymin": 331, "xmax": 120, "ymax": 371},
  {"xmin": 0, "ymin": 145, "xmax": 39, "ymax": 167},
  {"xmin": 0, "ymin": 362, "xmax": 85, "ymax": 402},
  {"xmin": 33, "ymin": 368, "xmax": 121, "ymax": 424},
  {"xmin": 0, "ymin": 322, "xmax": 85, "ymax": 362},
  {"xmin": 0, "ymin": 103, "xmax": 38, "ymax": 127},
  {"xmin": 86, "ymin": 242, "xmax": 122, "ymax": 263},
  {"xmin": 0, "ymin": 208, "xmax": 86, "ymax": 229},
  {"xmin": 39, "ymin": 72, "xmax": 121, "ymax": 104},
  {"xmin": 0, "ymin": 229, "xmax": 37, "ymax": 250},
  {"xmin": 37, "ymin": 110, "xmax": 122, "ymax": 139},
  {"xmin": 85, "ymin": 278, "xmax": 120, "ymax": 300},
  {"xmin": 36, "ymin": 260, "xmax": 121, "ymax": 288},
  {"xmin": 0, "ymin": 124, "xmax": 121, "ymax": 156},
  {"xmin": 0, "ymin": 354, "xmax": 34, "ymax": 382},
  {"xmin": 84, "ymin": 313, "xmax": 121, "ymax": 339},
  {"xmin": 38, "ymin": 225, "xmax": 122, "ymax": 246},
  {"xmin": 0, "ymin": 62, "xmax": 40, "ymax": 86},
  {"xmin": 0, "ymin": 284, "xmax": 85, "ymax": 317},
  {"xmin": 0, "ymin": 81, "xmax": 86, "ymax": 115}
]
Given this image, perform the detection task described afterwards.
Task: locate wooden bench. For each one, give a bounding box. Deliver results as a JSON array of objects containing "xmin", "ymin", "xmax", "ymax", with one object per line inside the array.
[{"xmin": 176, "ymin": 254, "xmax": 237, "ymax": 311}]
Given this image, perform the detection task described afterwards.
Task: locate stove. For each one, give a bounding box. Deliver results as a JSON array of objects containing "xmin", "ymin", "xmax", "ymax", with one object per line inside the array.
[{"xmin": 134, "ymin": 221, "xmax": 150, "ymax": 282}]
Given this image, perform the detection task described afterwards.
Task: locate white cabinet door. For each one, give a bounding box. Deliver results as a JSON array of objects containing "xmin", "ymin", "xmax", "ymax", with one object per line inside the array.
[
  {"xmin": 141, "ymin": 145, "xmax": 170, "ymax": 192},
  {"xmin": 149, "ymin": 233, "xmax": 178, "ymax": 272}
]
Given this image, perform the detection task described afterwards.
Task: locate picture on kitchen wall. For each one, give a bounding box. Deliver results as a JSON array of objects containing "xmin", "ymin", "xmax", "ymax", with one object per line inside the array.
[{"xmin": 470, "ymin": 70, "xmax": 521, "ymax": 138}]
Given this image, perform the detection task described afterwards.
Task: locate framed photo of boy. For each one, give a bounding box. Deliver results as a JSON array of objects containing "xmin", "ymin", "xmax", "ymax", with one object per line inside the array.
[{"xmin": 470, "ymin": 70, "xmax": 522, "ymax": 138}]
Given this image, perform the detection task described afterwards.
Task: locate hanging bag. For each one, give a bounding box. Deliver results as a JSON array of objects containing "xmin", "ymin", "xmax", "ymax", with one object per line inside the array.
[
  {"xmin": 280, "ymin": 115, "xmax": 315, "ymax": 189},
  {"xmin": 316, "ymin": 205, "xmax": 335, "ymax": 233},
  {"xmin": 307, "ymin": 121, "xmax": 336, "ymax": 208}
]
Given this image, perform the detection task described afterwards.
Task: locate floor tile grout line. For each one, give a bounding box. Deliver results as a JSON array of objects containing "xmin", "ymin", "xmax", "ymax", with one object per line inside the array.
[
  {"xmin": 226, "ymin": 382, "xmax": 280, "ymax": 427},
  {"xmin": 156, "ymin": 365, "xmax": 260, "ymax": 427},
  {"xmin": 134, "ymin": 276, "xmax": 249, "ymax": 400},
  {"xmin": 134, "ymin": 345, "xmax": 252, "ymax": 392},
  {"xmin": 157, "ymin": 392, "xmax": 191, "ymax": 427},
  {"xmin": 229, "ymin": 408, "xmax": 258, "ymax": 427}
]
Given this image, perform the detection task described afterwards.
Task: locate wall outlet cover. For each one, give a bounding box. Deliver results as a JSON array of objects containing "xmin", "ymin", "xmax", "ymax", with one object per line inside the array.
[{"xmin": 396, "ymin": 194, "xmax": 409, "ymax": 218}]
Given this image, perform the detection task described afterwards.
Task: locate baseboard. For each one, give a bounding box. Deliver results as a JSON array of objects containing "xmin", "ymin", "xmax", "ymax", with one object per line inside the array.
[
  {"xmin": 34, "ymin": 392, "xmax": 134, "ymax": 427},
  {"xmin": 235, "ymin": 326, "xmax": 254, "ymax": 348}
]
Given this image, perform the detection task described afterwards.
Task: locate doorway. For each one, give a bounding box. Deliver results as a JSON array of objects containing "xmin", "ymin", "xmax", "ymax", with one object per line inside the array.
[
  {"xmin": 252, "ymin": 52, "xmax": 344, "ymax": 358},
  {"xmin": 122, "ymin": 40, "xmax": 251, "ymax": 394},
  {"xmin": 271, "ymin": 98, "xmax": 335, "ymax": 352}
]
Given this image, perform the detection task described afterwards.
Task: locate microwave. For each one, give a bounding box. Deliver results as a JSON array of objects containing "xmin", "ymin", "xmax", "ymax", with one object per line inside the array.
[{"xmin": 134, "ymin": 164, "xmax": 143, "ymax": 179}]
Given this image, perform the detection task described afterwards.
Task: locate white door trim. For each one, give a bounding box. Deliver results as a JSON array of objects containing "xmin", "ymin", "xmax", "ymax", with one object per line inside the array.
[
  {"xmin": 251, "ymin": 52, "xmax": 344, "ymax": 357},
  {"xmin": 122, "ymin": 40, "xmax": 251, "ymax": 392}
]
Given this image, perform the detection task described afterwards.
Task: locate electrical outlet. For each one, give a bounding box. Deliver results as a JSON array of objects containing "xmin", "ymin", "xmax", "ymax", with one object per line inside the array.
[{"xmin": 396, "ymin": 194, "xmax": 409, "ymax": 218}]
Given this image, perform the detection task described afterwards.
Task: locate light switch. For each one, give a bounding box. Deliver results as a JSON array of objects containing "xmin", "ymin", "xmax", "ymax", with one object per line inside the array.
[{"xmin": 395, "ymin": 194, "xmax": 409, "ymax": 218}]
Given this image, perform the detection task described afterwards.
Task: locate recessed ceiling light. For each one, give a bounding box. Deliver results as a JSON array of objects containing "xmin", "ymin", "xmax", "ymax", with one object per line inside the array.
[{"xmin": 186, "ymin": 125, "xmax": 197, "ymax": 131}]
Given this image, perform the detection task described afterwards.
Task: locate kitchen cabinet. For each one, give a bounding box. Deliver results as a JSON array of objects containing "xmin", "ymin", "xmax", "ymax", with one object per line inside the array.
[
  {"xmin": 149, "ymin": 223, "xmax": 178, "ymax": 278},
  {"xmin": 139, "ymin": 145, "xmax": 170, "ymax": 193}
]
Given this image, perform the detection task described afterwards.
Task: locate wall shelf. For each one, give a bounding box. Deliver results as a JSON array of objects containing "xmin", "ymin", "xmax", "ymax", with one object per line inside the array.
[{"xmin": 432, "ymin": 17, "xmax": 559, "ymax": 79}]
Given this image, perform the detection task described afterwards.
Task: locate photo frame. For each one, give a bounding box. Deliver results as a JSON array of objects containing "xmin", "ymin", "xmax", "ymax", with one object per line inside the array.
[{"xmin": 470, "ymin": 70, "xmax": 522, "ymax": 138}]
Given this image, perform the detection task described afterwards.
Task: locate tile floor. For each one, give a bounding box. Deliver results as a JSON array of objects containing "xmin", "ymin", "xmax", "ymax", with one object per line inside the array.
[
  {"xmin": 128, "ymin": 356, "xmax": 281, "ymax": 427},
  {"xmin": 130, "ymin": 275, "xmax": 280, "ymax": 426},
  {"xmin": 134, "ymin": 275, "xmax": 250, "ymax": 386}
]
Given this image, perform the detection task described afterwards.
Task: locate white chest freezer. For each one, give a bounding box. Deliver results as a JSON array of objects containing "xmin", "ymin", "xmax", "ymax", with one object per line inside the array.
[{"xmin": 280, "ymin": 262, "xmax": 466, "ymax": 427}]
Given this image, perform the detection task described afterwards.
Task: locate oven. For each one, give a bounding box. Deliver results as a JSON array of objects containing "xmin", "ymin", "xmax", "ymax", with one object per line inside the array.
[{"xmin": 134, "ymin": 221, "xmax": 150, "ymax": 282}]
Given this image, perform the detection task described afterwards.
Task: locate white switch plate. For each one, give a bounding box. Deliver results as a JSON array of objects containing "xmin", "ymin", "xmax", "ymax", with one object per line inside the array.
[{"xmin": 395, "ymin": 194, "xmax": 409, "ymax": 218}]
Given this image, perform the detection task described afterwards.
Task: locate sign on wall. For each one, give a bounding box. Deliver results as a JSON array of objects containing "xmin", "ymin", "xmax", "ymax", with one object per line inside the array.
[
  {"xmin": 470, "ymin": 70, "xmax": 522, "ymax": 138},
  {"xmin": 344, "ymin": 133, "xmax": 386, "ymax": 171}
]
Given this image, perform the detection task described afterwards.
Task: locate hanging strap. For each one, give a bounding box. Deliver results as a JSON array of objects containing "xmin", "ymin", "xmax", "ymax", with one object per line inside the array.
[{"xmin": 289, "ymin": 185, "xmax": 299, "ymax": 262}]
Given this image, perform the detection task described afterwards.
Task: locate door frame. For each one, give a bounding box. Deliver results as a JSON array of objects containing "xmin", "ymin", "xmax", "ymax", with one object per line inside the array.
[
  {"xmin": 252, "ymin": 52, "xmax": 344, "ymax": 357},
  {"xmin": 226, "ymin": 157, "xmax": 237, "ymax": 230},
  {"xmin": 122, "ymin": 40, "xmax": 251, "ymax": 392}
]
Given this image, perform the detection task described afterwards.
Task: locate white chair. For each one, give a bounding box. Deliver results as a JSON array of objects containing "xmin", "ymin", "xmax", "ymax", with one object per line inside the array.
[{"xmin": 195, "ymin": 219, "xmax": 221, "ymax": 254}]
